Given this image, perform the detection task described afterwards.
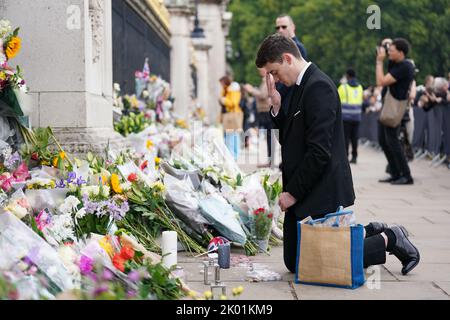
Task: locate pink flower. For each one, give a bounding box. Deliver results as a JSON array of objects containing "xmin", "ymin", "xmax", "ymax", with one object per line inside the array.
[
  {"xmin": 13, "ymin": 163, "xmax": 30, "ymax": 181},
  {"xmin": 79, "ymin": 255, "xmax": 94, "ymax": 275},
  {"xmin": 0, "ymin": 173, "xmax": 13, "ymax": 192}
]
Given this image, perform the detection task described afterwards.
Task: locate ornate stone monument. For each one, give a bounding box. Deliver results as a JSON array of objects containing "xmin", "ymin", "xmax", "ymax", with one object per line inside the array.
[{"xmin": 2, "ymin": 0, "xmax": 127, "ymax": 156}]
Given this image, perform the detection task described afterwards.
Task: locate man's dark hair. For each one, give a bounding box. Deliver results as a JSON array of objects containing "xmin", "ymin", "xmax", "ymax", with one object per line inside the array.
[
  {"xmin": 392, "ymin": 38, "xmax": 410, "ymax": 56},
  {"xmin": 346, "ymin": 68, "xmax": 356, "ymax": 79},
  {"xmin": 219, "ymin": 75, "xmax": 231, "ymax": 87},
  {"xmin": 255, "ymin": 34, "xmax": 301, "ymax": 68}
]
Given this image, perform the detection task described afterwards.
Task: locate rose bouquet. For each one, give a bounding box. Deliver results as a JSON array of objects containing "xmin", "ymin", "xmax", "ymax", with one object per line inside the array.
[{"xmin": 252, "ymin": 208, "xmax": 273, "ymax": 241}]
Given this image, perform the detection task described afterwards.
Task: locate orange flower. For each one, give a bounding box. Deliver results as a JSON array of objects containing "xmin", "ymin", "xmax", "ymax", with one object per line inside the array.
[
  {"xmin": 119, "ymin": 246, "xmax": 135, "ymax": 261},
  {"xmin": 112, "ymin": 254, "xmax": 125, "ymax": 272},
  {"xmin": 5, "ymin": 37, "xmax": 21, "ymax": 60}
]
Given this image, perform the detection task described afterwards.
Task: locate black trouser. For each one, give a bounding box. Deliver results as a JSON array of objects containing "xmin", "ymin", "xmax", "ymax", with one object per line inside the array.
[
  {"xmin": 283, "ymin": 210, "xmax": 386, "ymax": 273},
  {"xmin": 258, "ymin": 112, "xmax": 273, "ymax": 160},
  {"xmin": 343, "ymin": 121, "xmax": 360, "ymax": 159},
  {"xmin": 378, "ymin": 121, "xmax": 412, "ymax": 179}
]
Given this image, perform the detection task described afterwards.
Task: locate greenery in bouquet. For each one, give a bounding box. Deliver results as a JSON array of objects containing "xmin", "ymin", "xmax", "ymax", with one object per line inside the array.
[
  {"xmin": 20, "ymin": 127, "xmax": 72, "ymax": 171},
  {"xmin": 114, "ymin": 112, "xmax": 151, "ymax": 137},
  {"xmin": 122, "ymin": 174, "xmax": 205, "ymax": 254},
  {"xmin": 262, "ymin": 174, "xmax": 282, "ymax": 206},
  {"xmin": 74, "ymin": 239, "xmax": 185, "ymax": 300},
  {"xmin": 252, "ymin": 208, "xmax": 273, "ymax": 240},
  {"xmin": 67, "ymin": 178, "xmax": 130, "ymax": 238}
]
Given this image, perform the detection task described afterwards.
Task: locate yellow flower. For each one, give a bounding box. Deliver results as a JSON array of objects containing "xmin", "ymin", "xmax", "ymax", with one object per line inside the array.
[
  {"xmin": 151, "ymin": 181, "xmax": 166, "ymax": 193},
  {"xmin": 59, "ymin": 152, "xmax": 66, "ymax": 160},
  {"xmin": 52, "ymin": 157, "xmax": 58, "ymax": 168},
  {"xmin": 219, "ymin": 295, "xmax": 227, "ymax": 300},
  {"xmin": 98, "ymin": 237, "xmax": 114, "ymax": 258},
  {"xmin": 101, "ymin": 175, "xmax": 108, "ymax": 186},
  {"xmin": 154, "ymin": 157, "xmax": 161, "ymax": 165},
  {"xmin": 188, "ymin": 291, "xmax": 198, "ymax": 298},
  {"xmin": 111, "ymin": 173, "xmax": 123, "ymax": 194},
  {"xmin": 203, "ymin": 291, "xmax": 213, "ymax": 300},
  {"xmin": 5, "ymin": 37, "xmax": 21, "ymax": 60},
  {"xmin": 41, "ymin": 160, "xmax": 50, "ymax": 166},
  {"xmin": 232, "ymin": 286, "xmax": 244, "ymax": 296},
  {"xmin": 0, "ymin": 71, "xmax": 6, "ymax": 81},
  {"xmin": 146, "ymin": 140, "xmax": 154, "ymax": 150}
]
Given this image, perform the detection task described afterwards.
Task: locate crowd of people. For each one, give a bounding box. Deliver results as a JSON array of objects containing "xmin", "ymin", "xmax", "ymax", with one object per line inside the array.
[{"xmin": 218, "ymin": 27, "xmax": 450, "ymax": 180}]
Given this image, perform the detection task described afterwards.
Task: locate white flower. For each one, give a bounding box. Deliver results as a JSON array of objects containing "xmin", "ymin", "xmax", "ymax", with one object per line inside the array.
[
  {"xmin": 114, "ymin": 83, "xmax": 121, "ymax": 92},
  {"xmin": 0, "ymin": 20, "xmax": 12, "ymax": 38},
  {"xmin": 5, "ymin": 204, "xmax": 28, "ymax": 219},
  {"xmin": 121, "ymin": 182, "xmax": 132, "ymax": 191},
  {"xmin": 102, "ymin": 185, "xmax": 110, "ymax": 198},
  {"xmin": 59, "ymin": 195, "xmax": 80, "ymax": 214},
  {"xmin": 142, "ymin": 90, "xmax": 149, "ymax": 98},
  {"xmin": 0, "ymin": 52, "xmax": 6, "ymax": 66},
  {"xmin": 75, "ymin": 208, "xmax": 86, "ymax": 219},
  {"xmin": 81, "ymin": 186, "xmax": 100, "ymax": 197}
]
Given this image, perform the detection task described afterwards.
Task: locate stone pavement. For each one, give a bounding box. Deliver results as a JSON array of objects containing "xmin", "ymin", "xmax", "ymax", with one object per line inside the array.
[{"xmin": 178, "ymin": 143, "xmax": 450, "ymax": 300}]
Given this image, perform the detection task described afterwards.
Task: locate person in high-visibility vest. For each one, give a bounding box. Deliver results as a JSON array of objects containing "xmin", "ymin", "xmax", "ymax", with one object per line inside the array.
[{"xmin": 338, "ymin": 69, "xmax": 364, "ymax": 164}]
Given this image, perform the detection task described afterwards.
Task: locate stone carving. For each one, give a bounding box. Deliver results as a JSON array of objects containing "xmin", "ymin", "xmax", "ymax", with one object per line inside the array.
[{"xmin": 89, "ymin": 0, "xmax": 104, "ymax": 63}]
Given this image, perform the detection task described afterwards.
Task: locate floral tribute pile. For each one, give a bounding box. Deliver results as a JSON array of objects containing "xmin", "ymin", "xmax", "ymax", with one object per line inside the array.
[{"xmin": 0, "ymin": 23, "xmax": 283, "ymax": 300}]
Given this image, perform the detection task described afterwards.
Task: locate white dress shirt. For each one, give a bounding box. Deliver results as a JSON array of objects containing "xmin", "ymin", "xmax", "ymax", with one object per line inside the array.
[{"xmin": 271, "ymin": 62, "xmax": 312, "ymax": 117}]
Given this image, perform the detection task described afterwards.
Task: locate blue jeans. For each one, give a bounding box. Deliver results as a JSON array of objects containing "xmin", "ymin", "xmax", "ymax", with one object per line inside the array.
[{"xmin": 224, "ymin": 131, "xmax": 241, "ymax": 161}]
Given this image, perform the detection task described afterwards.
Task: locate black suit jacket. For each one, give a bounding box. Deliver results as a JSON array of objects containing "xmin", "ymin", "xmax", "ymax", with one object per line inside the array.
[{"xmin": 271, "ymin": 63, "xmax": 355, "ymax": 219}]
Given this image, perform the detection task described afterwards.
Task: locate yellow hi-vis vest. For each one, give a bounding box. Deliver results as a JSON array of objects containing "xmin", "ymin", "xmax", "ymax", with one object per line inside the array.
[{"xmin": 338, "ymin": 83, "xmax": 363, "ymax": 121}]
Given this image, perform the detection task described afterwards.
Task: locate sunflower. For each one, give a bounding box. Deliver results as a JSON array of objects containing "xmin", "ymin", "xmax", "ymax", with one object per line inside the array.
[
  {"xmin": 5, "ymin": 36, "xmax": 21, "ymax": 60},
  {"xmin": 110, "ymin": 173, "xmax": 123, "ymax": 194}
]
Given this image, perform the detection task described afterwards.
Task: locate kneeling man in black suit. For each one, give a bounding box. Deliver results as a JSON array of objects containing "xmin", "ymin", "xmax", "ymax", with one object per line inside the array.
[{"xmin": 255, "ymin": 34, "xmax": 420, "ymax": 276}]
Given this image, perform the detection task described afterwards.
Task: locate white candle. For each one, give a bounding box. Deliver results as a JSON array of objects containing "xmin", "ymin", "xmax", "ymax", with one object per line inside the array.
[{"xmin": 162, "ymin": 231, "xmax": 177, "ymax": 269}]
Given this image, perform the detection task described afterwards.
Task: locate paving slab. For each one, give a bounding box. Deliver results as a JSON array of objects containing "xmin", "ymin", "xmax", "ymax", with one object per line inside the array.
[
  {"xmin": 293, "ymin": 281, "xmax": 450, "ymax": 300},
  {"xmin": 179, "ymin": 146, "xmax": 450, "ymax": 300}
]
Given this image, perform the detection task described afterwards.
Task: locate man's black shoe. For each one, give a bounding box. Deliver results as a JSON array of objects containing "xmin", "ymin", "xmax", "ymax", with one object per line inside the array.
[
  {"xmin": 388, "ymin": 226, "xmax": 420, "ymax": 275},
  {"xmin": 350, "ymin": 157, "xmax": 357, "ymax": 164},
  {"xmin": 378, "ymin": 176, "xmax": 397, "ymax": 183},
  {"xmin": 391, "ymin": 176, "xmax": 414, "ymax": 185}
]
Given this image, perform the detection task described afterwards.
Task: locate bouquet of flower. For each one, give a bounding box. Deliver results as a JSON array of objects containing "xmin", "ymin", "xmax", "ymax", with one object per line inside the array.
[
  {"xmin": 114, "ymin": 112, "xmax": 151, "ymax": 137},
  {"xmin": 1, "ymin": 19, "xmax": 28, "ymax": 129},
  {"xmin": 252, "ymin": 208, "xmax": 273, "ymax": 241}
]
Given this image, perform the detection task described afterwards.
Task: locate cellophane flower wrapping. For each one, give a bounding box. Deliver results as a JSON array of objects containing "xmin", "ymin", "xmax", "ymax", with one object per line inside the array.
[{"xmin": 0, "ymin": 211, "xmax": 74, "ymax": 294}]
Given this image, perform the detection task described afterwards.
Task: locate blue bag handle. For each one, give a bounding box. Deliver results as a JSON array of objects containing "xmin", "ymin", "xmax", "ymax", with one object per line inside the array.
[{"xmin": 306, "ymin": 206, "xmax": 354, "ymax": 227}]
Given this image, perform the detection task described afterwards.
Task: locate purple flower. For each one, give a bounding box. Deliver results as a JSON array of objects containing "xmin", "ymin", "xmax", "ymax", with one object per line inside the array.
[
  {"xmin": 127, "ymin": 270, "xmax": 141, "ymax": 282},
  {"xmin": 127, "ymin": 290, "xmax": 137, "ymax": 299},
  {"xmin": 66, "ymin": 172, "xmax": 76, "ymax": 184},
  {"xmin": 102, "ymin": 269, "xmax": 114, "ymax": 281},
  {"xmin": 79, "ymin": 255, "xmax": 94, "ymax": 275},
  {"xmin": 23, "ymin": 247, "xmax": 40, "ymax": 267},
  {"xmin": 56, "ymin": 179, "xmax": 66, "ymax": 188},
  {"xmin": 4, "ymin": 152, "xmax": 21, "ymax": 170},
  {"xmin": 93, "ymin": 284, "xmax": 109, "ymax": 297},
  {"xmin": 76, "ymin": 176, "xmax": 86, "ymax": 186}
]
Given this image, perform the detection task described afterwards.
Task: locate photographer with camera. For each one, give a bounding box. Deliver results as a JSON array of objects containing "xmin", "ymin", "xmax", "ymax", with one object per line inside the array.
[{"xmin": 376, "ymin": 38, "xmax": 415, "ymax": 185}]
